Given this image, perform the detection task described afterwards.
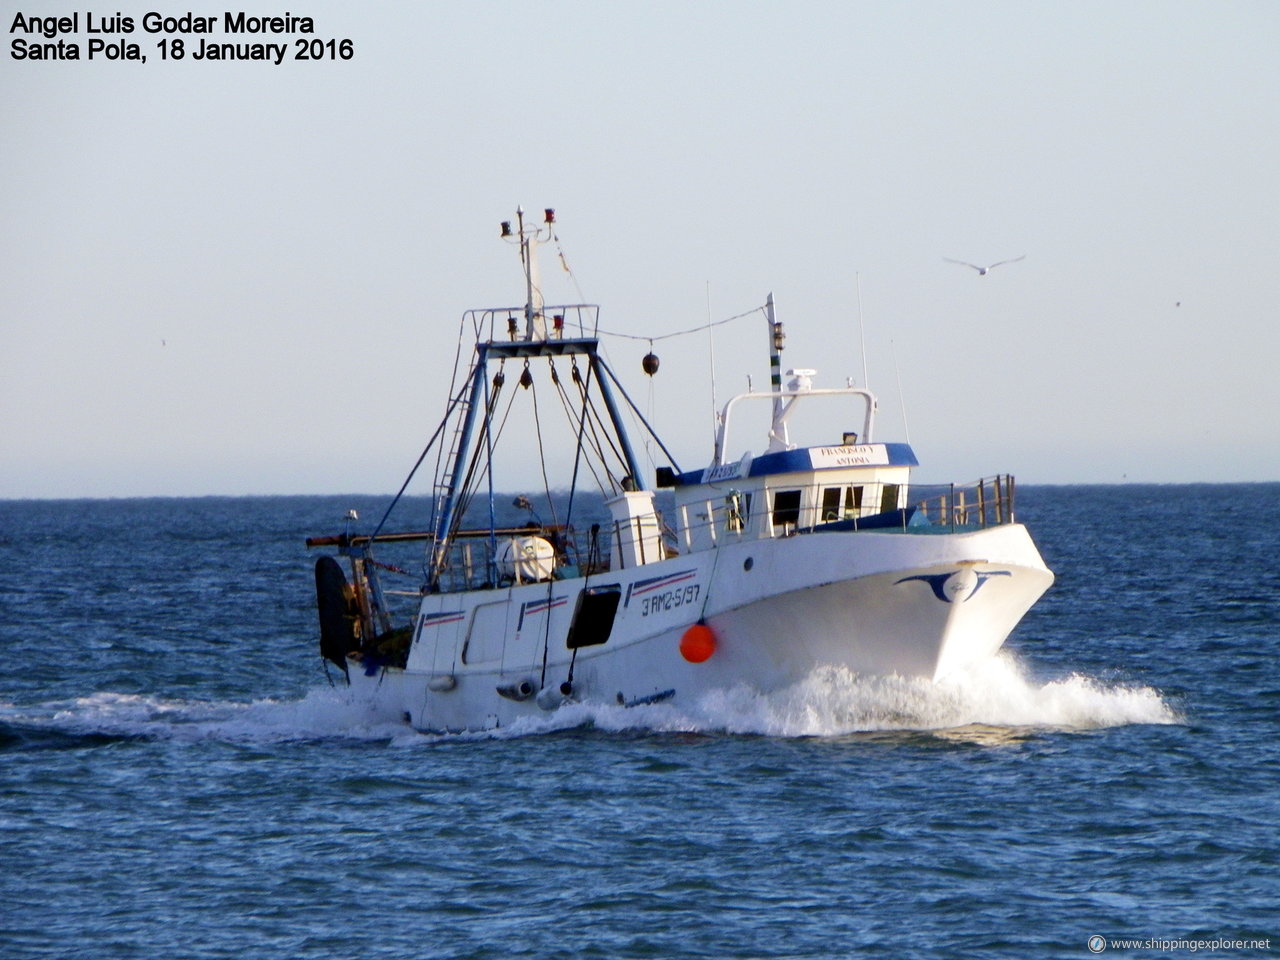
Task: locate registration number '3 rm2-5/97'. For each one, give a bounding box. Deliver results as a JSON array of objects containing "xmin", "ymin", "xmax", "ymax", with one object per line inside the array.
[{"xmin": 640, "ymin": 584, "xmax": 700, "ymax": 616}]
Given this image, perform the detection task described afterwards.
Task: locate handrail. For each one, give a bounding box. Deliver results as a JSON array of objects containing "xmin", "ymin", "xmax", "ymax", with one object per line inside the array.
[
  {"xmin": 909, "ymin": 476, "xmax": 1017, "ymax": 531},
  {"xmin": 462, "ymin": 304, "xmax": 601, "ymax": 344},
  {"xmin": 382, "ymin": 474, "xmax": 1020, "ymax": 595},
  {"xmin": 713, "ymin": 387, "xmax": 877, "ymax": 466}
]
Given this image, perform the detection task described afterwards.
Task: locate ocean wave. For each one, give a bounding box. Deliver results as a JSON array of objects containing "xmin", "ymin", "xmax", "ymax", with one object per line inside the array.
[
  {"xmin": 0, "ymin": 688, "xmax": 412, "ymax": 745},
  {"xmin": 0, "ymin": 654, "xmax": 1180, "ymax": 746}
]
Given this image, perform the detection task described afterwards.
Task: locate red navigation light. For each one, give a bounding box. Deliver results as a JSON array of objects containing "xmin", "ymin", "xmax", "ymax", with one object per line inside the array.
[{"xmin": 544, "ymin": 208, "xmax": 556, "ymax": 224}]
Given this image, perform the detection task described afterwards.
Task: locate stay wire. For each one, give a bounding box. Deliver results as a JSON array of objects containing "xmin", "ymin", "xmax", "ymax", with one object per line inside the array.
[
  {"xmin": 595, "ymin": 304, "xmax": 767, "ymax": 343},
  {"xmin": 449, "ymin": 375, "xmax": 515, "ymax": 545},
  {"xmin": 528, "ymin": 368, "xmax": 558, "ymax": 528},
  {"xmin": 550, "ymin": 362, "xmax": 611, "ymax": 498},
  {"xmin": 570, "ymin": 361, "xmax": 627, "ymax": 491},
  {"xmin": 370, "ymin": 381, "xmax": 471, "ymax": 544}
]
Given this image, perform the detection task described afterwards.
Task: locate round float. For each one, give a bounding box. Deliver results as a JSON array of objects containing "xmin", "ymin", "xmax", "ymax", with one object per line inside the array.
[{"xmin": 679, "ymin": 622, "xmax": 717, "ymax": 663}]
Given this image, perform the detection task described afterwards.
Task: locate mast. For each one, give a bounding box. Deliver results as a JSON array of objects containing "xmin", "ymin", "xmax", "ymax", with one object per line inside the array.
[
  {"xmin": 425, "ymin": 208, "xmax": 668, "ymax": 589},
  {"xmin": 505, "ymin": 206, "xmax": 554, "ymax": 340},
  {"xmin": 715, "ymin": 291, "xmax": 782, "ymax": 466},
  {"xmin": 766, "ymin": 292, "xmax": 783, "ymax": 423},
  {"xmin": 765, "ymin": 292, "xmax": 793, "ymax": 452}
]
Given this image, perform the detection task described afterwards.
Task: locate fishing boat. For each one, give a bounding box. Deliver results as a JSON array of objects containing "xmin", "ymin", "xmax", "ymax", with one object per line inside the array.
[{"xmin": 307, "ymin": 209, "xmax": 1054, "ymax": 732}]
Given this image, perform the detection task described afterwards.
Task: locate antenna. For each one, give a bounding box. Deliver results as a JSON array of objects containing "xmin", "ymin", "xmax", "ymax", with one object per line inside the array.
[
  {"xmin": 892, "ymin": 339, "xmax": 911, "ymax": 445},
  {"xmin": 706, "ymin": 281, "xmax": 719, "ymax": 446},
  {"xmin": 856, "ymin": 272, "xmax": 870, "ymax": 390},
  {"xmin": 500, "ymin": 206, "xmax": 556, "ymax": 340}
]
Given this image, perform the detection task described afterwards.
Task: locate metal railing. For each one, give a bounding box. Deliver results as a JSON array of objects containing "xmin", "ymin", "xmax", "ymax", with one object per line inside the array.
[
  {"xmin": 431, "ymin": 512, "xmax": 685, "ymax": 593},
  {"xmin": 910, "ymin": 475, "xmax": 1017, "ymax": 531},
  {"xmin": 412, "ymin": 474, "xmax": 1019, "ymax": 593},
  {"xmin": 463, "ymin": 304, "xmax": 601, "ymax": 344},
  {"xmin": 671, "ymin": 474, "xmax": 1019, "ymax": 551}
]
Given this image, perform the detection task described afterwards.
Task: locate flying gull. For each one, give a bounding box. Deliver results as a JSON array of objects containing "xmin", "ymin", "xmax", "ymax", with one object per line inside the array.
[{"xmin": 944, "ymin": 255, "xmax": 1025, "ymax": 276}]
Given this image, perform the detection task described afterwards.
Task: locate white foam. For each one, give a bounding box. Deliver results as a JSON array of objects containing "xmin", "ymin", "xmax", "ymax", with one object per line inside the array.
[
  {"xmin": 0, "ymin": 687, "xmax": 416, "ymax": 744},
  {"xmin": 676, "ymin": 655, "xmax": 1183, "ymax": 737},
  {"xmin": 479, "ymin": 653, "xmax": 1182, "ymax": 740},
  {"xmin": 1, "ymin": 654, "xmax": 1181, "ymax": 744}
]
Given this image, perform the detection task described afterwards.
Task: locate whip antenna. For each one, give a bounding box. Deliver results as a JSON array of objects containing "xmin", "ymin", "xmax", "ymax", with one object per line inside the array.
[
  {"xmin": 856, "ymin": 272, "xmax": 870, "ymax": 390},
  {"xmin": 892, "ymin": 339, "xmax": 911, "ymax": 445},
  {"xmin": 706, "ymin": 280, "xmax": 719, "ymax": 446}
]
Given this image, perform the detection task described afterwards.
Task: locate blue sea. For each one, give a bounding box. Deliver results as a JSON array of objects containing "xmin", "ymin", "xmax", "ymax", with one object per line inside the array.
[{"xmin": 1, "ymin": 486, "xmax": 1277, "ymax": 959}]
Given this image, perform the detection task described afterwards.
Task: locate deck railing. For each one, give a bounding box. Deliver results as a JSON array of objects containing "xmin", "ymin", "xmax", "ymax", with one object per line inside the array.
[
  {"xmin": 671, "ymin": 474, "xmax": 1019, "ymax": 551},
  {"xmin": 909, "ymin": 475, "xmax": 1017, "ymax": 531},
  {"xmin": 367, "ymin": 474, "xmax": 1019, "ymax": 594}
]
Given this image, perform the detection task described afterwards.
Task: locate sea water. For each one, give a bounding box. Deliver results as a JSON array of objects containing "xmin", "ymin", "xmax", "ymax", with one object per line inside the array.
[{"xmin": 1, "ymin": 486, "xmax": 1276, "ymax": 959}]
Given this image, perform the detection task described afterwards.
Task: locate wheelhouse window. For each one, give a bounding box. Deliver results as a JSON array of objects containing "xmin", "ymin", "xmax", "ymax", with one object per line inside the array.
[
  {"xmin": 822, "ymin": 486, "xmax": 863, "ymax": 522},
  {"xmin": 879, "ymin": 483, "xmax": 900, "ymax": 514},
  {"xmin": 821, "ymin": 487, "xmax": 842, "ymax": 522},
  {"xmin": 772, "ymin": 489, "xmax": 802, "ymax": 527},
  {"xmin": 725, "ymin": 490, "xmax": 751, "ymax": 532}
]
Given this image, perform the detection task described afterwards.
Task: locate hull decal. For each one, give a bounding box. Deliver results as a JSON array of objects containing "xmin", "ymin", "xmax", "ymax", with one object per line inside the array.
[
  {"xmin": 622, "ymin": 688, "xmax": 676, "ymax": 707},
  {"xmin": 625, "ymin": 569, "xmax": 697, "ymax": 607},
  {"xmin": 419, "ymin": 610, "xmax": 465, "ymax": 627},
  {"xmin": 895, "ymin": 570, "xmax": 1011, "ymax": 604},
  {"xmin": 518, "ymin": 596, "xmax": 568, "ymax": 630}
]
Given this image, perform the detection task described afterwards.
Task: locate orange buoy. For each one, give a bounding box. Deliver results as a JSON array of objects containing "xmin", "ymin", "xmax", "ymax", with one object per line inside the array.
[{"xmin": 679, "ymin": 622, "xmax": 717, "ymax": 663}]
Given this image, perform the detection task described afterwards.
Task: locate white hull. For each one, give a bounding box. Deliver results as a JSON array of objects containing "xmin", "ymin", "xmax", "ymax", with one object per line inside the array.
[{"xmin": 344, "ymin": 523, "xmax": 1052, "ymax": 732}]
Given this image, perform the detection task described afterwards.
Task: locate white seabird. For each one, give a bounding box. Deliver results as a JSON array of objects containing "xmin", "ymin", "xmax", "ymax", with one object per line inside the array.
[{"xmin": 944, "ymin": 255, "xmax": 1025, "ymax": 276}]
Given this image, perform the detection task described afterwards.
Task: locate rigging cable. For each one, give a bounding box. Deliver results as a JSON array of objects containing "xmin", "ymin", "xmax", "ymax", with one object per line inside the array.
[
  {"xmin": 551, "ymin": 229, "xmax": 587, "ymax": 304},
  {"xmin": 450, "ymin": 374, "xmax": 519, "ymax": 547},
  {"xmin": 595, "ymin": 303, "xmax": 766, "ymax": 343},
  {"xmin": 429, "ymin": 318, "xmax": 487, "ymax": 535},
  {"xmin": 369, "ymin": 380, "xmax": 472, "ymax": 545},
  {"xmin": 570, "ymin": 360, "xmax": 628, "ymax": 489},
  {"xmin": 550, "ymin": 364, "xmax": 611, "ymax": 497},
  {"xmin": 528, "ymin": 365, "xmax": 558, "ymax": 529},
  {"xmin": 567, "ymin": 360, "xmax": 621, "ymax": 495},
  {"xmin": 562, "ymin": 354, "xmax": 601, "ymax": 538},
  {"xmin": 594, "ymin": 355, "xmax": 684, "ymax": 475}
]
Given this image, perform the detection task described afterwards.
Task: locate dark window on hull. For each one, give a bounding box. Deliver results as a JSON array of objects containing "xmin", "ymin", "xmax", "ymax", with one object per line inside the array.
[{"xmin": 566, "ymin": 585, "xmax": 622, "ymax": 649}]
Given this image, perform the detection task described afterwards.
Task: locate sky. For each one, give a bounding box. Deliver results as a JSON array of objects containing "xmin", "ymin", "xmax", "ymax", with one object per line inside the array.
[{"xmin": 3, "ymin": 0, "xmax": 1278, "ymax": 498}]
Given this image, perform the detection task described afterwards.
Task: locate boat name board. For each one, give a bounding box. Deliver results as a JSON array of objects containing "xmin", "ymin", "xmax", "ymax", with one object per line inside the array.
[
  {"xmin": 703, "ymin": 453, "xmax": 752, "ymax": 483},
  {"xmin": 705, "ymin": 462, "xmax": 746, "ymax": 482},
  {"xmin": 809, "ymin": 444, "xmax": 890, "ymax": 469}
]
